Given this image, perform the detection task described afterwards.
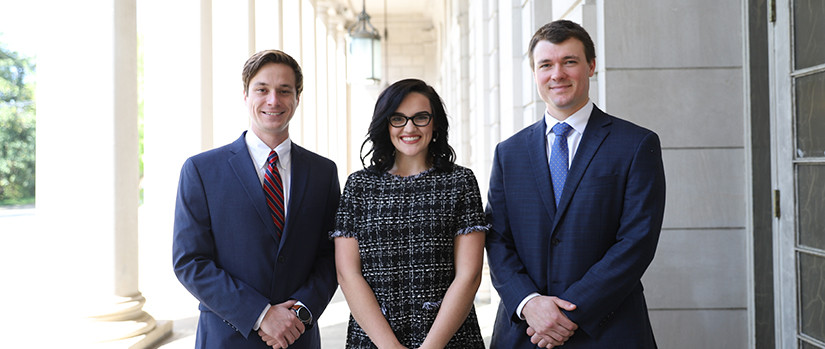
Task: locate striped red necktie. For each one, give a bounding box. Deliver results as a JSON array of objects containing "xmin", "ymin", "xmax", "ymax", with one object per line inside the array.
[{"xmin": 263, "ymin": 151, "xmax": 285, "ymax": 238}]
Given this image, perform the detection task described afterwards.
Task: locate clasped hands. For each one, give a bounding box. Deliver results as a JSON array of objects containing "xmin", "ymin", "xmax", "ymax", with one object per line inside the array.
[
  {"xmin": 523, "ymin": 295, "xmax": 578, "ymax": 349},
  {"xmin": 258, "ymin": 300, "xmax": 306, "ymax": 349}
]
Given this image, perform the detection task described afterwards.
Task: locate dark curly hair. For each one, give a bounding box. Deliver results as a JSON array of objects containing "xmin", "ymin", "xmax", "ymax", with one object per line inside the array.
[{"xmin": 360, "ymin": 78, "xmax": 456, "ymax": 173}]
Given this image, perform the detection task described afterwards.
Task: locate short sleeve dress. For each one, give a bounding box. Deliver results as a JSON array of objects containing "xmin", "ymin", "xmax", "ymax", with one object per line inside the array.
[{"xmin": 331, "ymin": 165, "xmax": 488, "ymax": 348}]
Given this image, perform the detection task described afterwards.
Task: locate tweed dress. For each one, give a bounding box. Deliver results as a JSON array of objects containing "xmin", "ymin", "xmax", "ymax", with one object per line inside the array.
[{"xmin": 331, "ymin": 165, "xmax": 488, "ymax": 348}]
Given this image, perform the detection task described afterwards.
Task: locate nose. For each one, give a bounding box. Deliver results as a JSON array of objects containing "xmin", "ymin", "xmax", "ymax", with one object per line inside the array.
[
  {"xmin": 266, "ymin": 92, "xmax": 278, "ymax": 105},
  {"xmin": 403, "ymin": 119, "xmax": 418, "ymax": 131},
  {"xmin": 550, "ymin": 65, "xmax": 566, "ymax": 81}
]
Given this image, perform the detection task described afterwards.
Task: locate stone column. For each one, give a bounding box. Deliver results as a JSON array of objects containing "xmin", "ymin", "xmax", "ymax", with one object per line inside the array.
[
  {"xmin": 211, "ymin": 0, "xmax": 255, "ymax": 146},
  {"xmin": 36, "ymin": 0, "xmax": 171, "ymax": 347},
  {"xmin": 254, "ymin": 0, "xmax": 284, "ymax": 50},
  {"xmin": 139, "ymin": 0, "xmax": 215, "ymax": 333},
  {"xmin": 323, "ymin": 4, "xmax": 352, "ymax": 181}
]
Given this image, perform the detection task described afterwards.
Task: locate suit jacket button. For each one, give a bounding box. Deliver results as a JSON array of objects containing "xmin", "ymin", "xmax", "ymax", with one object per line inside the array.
[
  {"xmin": 551, "ymin": 238, "xmax": 561, "ymax": 246},
  {"xmin": 278, "ymin": 255, "xmax": 286, "ymax": 263}
]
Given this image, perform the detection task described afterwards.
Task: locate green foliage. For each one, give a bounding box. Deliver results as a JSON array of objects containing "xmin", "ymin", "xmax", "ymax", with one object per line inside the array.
[
  {"xmin": 0, "ymin": 42, "xmax": 36, "ymax": 202},
  {"xmin": 0, "ymin": 45, "xmax": 33, "ymax": 104}
]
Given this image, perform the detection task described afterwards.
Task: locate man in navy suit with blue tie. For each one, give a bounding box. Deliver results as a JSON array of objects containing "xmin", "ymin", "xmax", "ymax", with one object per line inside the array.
[
  {"xmin": 486, "ymin": 20, "xmax": 666, "ymax": 348},
  {"xmin": 173, "ymin": 50, "xmax": 340, "ymax": 348}
]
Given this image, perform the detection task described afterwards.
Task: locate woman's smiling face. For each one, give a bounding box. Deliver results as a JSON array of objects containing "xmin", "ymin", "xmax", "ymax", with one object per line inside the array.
[{"xmin": 388, "ymin": 92, "xmax": 434, "ymax": 163}]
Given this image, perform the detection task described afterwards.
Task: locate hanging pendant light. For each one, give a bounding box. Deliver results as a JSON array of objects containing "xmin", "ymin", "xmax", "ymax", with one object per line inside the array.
[{"xmin": 346, "ymin": 0, "xmax": 382, "ymax": 84}]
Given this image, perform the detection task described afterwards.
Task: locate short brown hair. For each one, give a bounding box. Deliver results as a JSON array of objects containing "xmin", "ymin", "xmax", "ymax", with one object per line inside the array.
[
  {"xmin": 242, "ymin": 50, "xmax": 303, "ymax": 96},
  {"xmin": 528, "ymin": 20, "xmax": 596, "ymax": 70}
]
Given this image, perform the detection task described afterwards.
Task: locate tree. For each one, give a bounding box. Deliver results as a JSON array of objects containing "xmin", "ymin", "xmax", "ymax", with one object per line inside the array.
[{"xmin": 0, "ymin": 42, "xmax": 36, "ymax": 203}]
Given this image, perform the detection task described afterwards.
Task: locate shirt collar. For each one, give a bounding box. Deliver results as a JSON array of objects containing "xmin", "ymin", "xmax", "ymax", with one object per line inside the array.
[
  {"xmin": 545, "ymin": 100, "xmax": 593, "ymax": 136},
  {"xmin": 245, "ymin": 131, "xmax": 292, "ymax": 170}
]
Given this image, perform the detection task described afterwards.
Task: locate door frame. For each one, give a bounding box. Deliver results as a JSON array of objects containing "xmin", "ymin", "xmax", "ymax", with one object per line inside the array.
[{"xmin": 769, "ymin": 0, "xmax": 798, "ymax": 347}]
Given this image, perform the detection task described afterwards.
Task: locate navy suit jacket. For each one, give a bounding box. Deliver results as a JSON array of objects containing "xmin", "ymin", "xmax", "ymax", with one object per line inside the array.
[
  {"xmin": 486, "ymin": 106, "xmax": 665, "ymax": 348},
  {"xmin": 173, "ymin": 132, "xmax": 340, "ymax": 348}
]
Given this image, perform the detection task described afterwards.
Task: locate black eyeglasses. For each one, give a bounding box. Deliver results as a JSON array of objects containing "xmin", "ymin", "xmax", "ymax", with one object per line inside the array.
[{"xmin": 388, "ymin": 112, "xmax": 433, "ymax": 128}]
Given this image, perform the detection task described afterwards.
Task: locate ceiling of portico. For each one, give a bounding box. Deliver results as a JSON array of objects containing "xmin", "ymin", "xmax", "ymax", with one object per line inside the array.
[
  {"xmin": 321, "ymin": 0, "xmax": 441, "ymax": 28},
  {"xmin": 359, "ymin": 0, "xmax": 435, "ymax": 18}
]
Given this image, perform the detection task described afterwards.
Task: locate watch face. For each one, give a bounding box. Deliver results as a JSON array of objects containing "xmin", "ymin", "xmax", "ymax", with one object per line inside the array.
[{"xmin": 296, "ymin": 306, "xmax": 311, "ymax": 323}]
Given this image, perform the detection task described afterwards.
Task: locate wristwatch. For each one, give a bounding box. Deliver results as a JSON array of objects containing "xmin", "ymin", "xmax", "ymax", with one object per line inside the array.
[{"xmin": 291, "ymin": 303, "xmax": 312, "ymax": 325}]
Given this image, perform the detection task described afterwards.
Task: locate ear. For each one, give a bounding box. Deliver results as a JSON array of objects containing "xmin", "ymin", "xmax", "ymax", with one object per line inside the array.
[{"xmin": 588, "ymin": 59, "xmax": 596, "ymax": 77}]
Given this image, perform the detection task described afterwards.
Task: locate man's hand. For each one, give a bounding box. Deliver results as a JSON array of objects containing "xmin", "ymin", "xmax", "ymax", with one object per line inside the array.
[
  {"xmin": 522, "ymin": 296, "xmax": 578, "ymax": 348},
  {"xmin": 258, "ymin": 300, "xmax": 306, "ymax": 349}
]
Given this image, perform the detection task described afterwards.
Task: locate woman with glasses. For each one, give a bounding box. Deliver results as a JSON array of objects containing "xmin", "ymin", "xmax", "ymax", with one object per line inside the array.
[{"xmin": 331, "ymin": 78, "xmax": 487, "ymax": 348}]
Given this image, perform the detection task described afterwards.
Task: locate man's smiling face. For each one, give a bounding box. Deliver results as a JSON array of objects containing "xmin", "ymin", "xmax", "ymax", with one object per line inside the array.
[{"xmin": 245, "ymin": 62, "xmax": 300, "ymax": 143}]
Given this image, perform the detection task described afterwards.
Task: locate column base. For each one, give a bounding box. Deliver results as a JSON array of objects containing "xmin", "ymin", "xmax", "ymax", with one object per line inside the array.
[{"xmin": 85, "ymin": 293, "xmax": 173, "ymax": 348}]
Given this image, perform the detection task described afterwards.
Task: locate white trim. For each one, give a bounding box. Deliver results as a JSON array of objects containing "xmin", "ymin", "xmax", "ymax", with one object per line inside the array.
[
  {"xmin": 595, "ymin": 0, "xmax": 605, "ymax": 109},
  {"xmin": 741, "ymin": 0, "xmax": 756, "ymax": 346},
  {"xmin": 770, "ymin": 0, "xmax": 799, "ymax": 347}
]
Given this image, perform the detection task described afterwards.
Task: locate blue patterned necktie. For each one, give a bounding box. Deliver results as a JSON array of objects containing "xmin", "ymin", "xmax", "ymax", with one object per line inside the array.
[{"xmin": 549, "ymin": 122, "xmax": 573, "ymax": 206}]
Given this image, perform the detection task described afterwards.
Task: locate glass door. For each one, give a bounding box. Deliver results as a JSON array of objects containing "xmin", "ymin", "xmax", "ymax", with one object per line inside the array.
[{"xmin": 773, "ymin": 0, "xmax": 825, "ymax": 348}]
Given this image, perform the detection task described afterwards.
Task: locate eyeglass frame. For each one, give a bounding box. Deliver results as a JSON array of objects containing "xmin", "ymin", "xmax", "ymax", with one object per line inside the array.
[{"xmin": 387, "ymin": 112, "xmax": 433, "ymax": 128}]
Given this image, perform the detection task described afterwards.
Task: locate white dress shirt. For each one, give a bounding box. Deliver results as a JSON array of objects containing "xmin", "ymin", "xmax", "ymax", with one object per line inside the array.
[
  {"xmin": 544, "ymin": 100, "xmax": 592, "ymax": 168},
  {"xmin": 517, "ymin": 101, "xmax": 593, "ymax": 320}
]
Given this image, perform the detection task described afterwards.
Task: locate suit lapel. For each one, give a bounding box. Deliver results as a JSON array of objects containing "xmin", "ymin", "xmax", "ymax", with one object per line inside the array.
[
  {"xmin": 283, "ymin": 143, "xmax": 309, "ymax": 243},
  {"xmin": 227, "ymin": 133, "xmax": 279, "ymax": 241},
  {"xmin": 526, "ymin": 119, "xmax": 557, "ymax": 221},
  {"xmin": 552, "ymin": 107, "xmax": 612, "ymax": 227}
]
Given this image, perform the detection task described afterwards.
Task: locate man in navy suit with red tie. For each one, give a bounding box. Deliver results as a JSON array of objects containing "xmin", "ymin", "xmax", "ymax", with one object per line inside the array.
[
  {"xmin": 486, "ymin": 20, "xmax": 666, "ymax": 348},
  {"xmin": 173, "ymin": 50, "xmax": 340, "ymax": 348}
]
